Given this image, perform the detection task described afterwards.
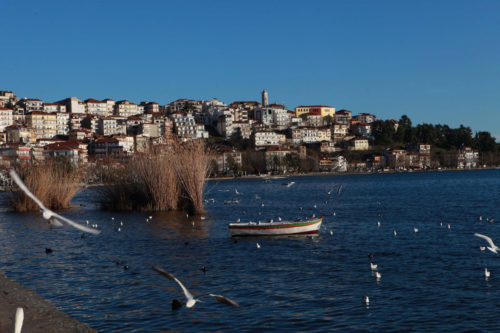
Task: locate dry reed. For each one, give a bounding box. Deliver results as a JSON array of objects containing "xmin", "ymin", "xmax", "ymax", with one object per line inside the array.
[
  {"xmin": 99, "ymin": 141, "xmax": 212, "ymax": 214},
  {"xmin": 11, "ymin": 160, "xmax": 83, "ymax": 212}
]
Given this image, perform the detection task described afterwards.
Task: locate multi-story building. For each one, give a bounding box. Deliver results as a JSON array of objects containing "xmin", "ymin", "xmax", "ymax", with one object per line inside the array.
[
  {"xmin": 295, "ymin": 105, "xmax": 335, "ymax": 118},
  {"xmin": 115, "ymin": 100, "xmax": 140, "ymax": 117},
  {"xmin": 5, "ymin": 125, "xmax": 35, "ymax": 144},
  {"xmin": 254, "ymin": 130, "xmax": 280, "ymax": 147},
  {"xmin": 351, "ymin": 123, "xmax": 372, "ymax": 138},
  {"xmin": 355, "ymin": 113, "xmax": 377, "ymax": 124},
  {"xmin": 19, "ymin": 99, "xmax": 44, "ymax": 113},
  {"xmin": 103, "ymin": 99, "xmax": 116, "ymax": 115},
  {"xmin": 81, "ymin": 115, "xmax": 100, "ymax": 134},
  {"xmin": 171, "ymin": 112, "xmax": 209, "ymax": 140},
  {"xmin": 349, "ymin": 138, "xmax": 370, "ymax": 151},
  {"xmin": 306, "ymin": 114, "xmax": 323, "ymax": 127},
  {"xmin": 98, "ymin": 117, "xmax": 118, "ymax": 136},
  {"xmin": 60, "ymin": 97, "xmax": 86, "ymax": 114},
  {"xmin": 334, "ymin": 109, "xmax": 352, "ymax": 125},
  {"xmin": 232, "ymin": 121, "xmax": 252, "ymax": 140},
  {"xmin": 140, "ymin": 101, "xmax": 160, "ymax": 114},
  {"xmin": 333, "ymin": 123, "xmax": 349, "ymax": 142},
  {"xmin": 214, "ymin": 146, "xmax": 243, "ymax": 174},
  {"xmin": 265, "ymin": 146, "xmax": 296, "ymax": 172},
  {"xmin": 141, "ymin": 123, "xmax": 160, "ymax": 137},
  {"xmin": 0, "ymin": 107, "xmax": 13, "ymax": 131},
  {"xmin": 86, "ymin": 99, "xmax": 110, "ymax": 116},
  {"xmin": 56, "ymin": 112, "xmax": 70, "ymax": 135},
  {"xmin": 26, "ymin": 111, "xmax": 57, "ymax": 138},
  {"xmin": 0, "ymin": 91, "xmax": 16, "ymax": 107},
  {"xmin": 43, "ymin": 103, "xmax": 66, "ymax": 113},
  {"xmin": 70, "ymin": 113, "xmax": 86, "ymax": 131}
]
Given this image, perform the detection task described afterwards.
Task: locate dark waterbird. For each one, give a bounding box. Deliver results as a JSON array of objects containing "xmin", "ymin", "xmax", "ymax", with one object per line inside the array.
[{"xmin": 152, "ymin": 266, "xmax": 239, "ymax": 308}]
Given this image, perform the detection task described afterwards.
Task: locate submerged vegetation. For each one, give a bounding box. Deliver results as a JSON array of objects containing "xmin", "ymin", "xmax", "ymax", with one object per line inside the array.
[
  {"xmin": 10, "ymin": 159, "xmax": 83, "ymax": 212},
  {"xmin": 99, "ymin": 140, "xmax": 212, "ymax": 214}
]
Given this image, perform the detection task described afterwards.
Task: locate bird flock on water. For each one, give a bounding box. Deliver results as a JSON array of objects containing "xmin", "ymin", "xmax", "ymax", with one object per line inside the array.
[{"xmin": 5, "ymin": 170, "xmax": 499, "ymax": 331}]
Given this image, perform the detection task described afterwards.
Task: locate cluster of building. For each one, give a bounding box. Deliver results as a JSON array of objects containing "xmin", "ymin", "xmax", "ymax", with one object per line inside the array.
[{"xmin": 0, "ymin": 89, "xmax": 479, "ymax": 174}]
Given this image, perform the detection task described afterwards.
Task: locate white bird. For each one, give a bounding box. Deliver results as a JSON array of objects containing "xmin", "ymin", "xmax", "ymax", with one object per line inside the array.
[
  {"xmin": 120, "ymin": 221, "xmax": 123, "ymax": 226},
  {"xmin": 13, "ymin": 307, "xmax": 23, "ymax": 333},
  {"xmin": 362, "ymin": 296, "xmax": 370, "ymax": 306},
  {"xmin": 377, "ymin": 221, "xmax": 380, "ymax": 227},
  {"xmin": 447, "ymin": 224, "xmax": 451, "ymax": 229},
  {"xmin": 330, "ymin": 230, "xmax": 333, "ymax": 236},
  {"xmin": 278, "ymin": 217, "xmax": 282, "ymax": 222},
  {"xmin": 313, "ymin": 204, "xmax": 317, "ymax": 209},
  {"xmin": 375, "ymin": 272, "xmax": 382, "ymax": 280},
  {"xmin": 440, "ymin": 222, "xmax": 443, "ymax": 227},
  {"xmin": 413, "ymin": 227, "xmax": 419, "ymax": 233},
  {"xmin": 370, "ymin": 262, "xmax": 378, "ymax": 271},
  {"xmin": 393, "ymin": 230, "xmax": 397, "ymax": 237},
  {"xmin": 474, "ymin": 233, "xmax": 500, "ymax": 254},
  {"xmin": 117, "ymin": 227, "xmax": 121, "ymax": 232},
  {"xmin": 9, "ymin": 170, "xmax": 100, "ymax": 235},
  {"xmin": 235, "ymin": 188, "xmax": 240, "ymax": 195},
  {"xmin": 152, "ymin": 267, "xmax": 239, "ymax": 308},
  {"xmin": 480, "ymin": 246, "xmax": 486, "ymax": 251},
  {"xmin": 111, "ymin": 217, "xmax": 115, "ymax": 221},
  {"xmin": 485, "ymin": 268, "xmax": 491, "ymax": 279},
  {"xmin": 149, "ymin": 216, "xmax": 153, "ymax": 219},
  {"xmin": 236, "ymin": 218, "xmax": 241, "ymax": 223},
  {"xmin": 256, "ymin": 243, "xmax": 261, "ymax": 249},
  {"xmin": 479, "ymin": 216, "xmax": 482, "ymax": 221}
]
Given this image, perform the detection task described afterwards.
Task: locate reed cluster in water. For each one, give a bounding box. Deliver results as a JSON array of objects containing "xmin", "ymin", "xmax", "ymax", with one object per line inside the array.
[
  {"xmin": 99, "ymin": 140, "xmax": 212, "ymax": 214},
  {"xmin": 10, "ymin": 160, "xmax": 83, "ymax": 212}
]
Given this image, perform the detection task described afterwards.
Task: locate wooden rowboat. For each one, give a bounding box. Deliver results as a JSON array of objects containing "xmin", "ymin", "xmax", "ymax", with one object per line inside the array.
[{"xmin": 228, "ymin": 216, "xmax": 322, "ymax": 237}]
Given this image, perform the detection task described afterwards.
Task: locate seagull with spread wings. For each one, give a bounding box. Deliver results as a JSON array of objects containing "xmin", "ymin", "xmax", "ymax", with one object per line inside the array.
[
  {"xmin": 474, "ymin": 233, "xmax": 499, "ymax": 253},
  {"xmin": 9, "ymin": 169, "xmax": 100, "ymax": 235},
  {"xmin": 152, "ymin": 266, "xmax": 239, "ymax": 308}
]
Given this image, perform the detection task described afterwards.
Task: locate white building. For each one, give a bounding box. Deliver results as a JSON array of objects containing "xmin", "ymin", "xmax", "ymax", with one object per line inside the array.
[
  {"xmin": 115, "ymin": 100, "xmax": 140, "ymax": 117},
  {"xmin": 86, "ymin": 99, "xmax": 110, "ymax": 117},
  {"xmin": 0, "ymin": 107, "xmax": 13, "ymax": 132},
  {"xmin": 56, "ymin": 112, "xmax": 70, "ymax": 135},
  {"xmin": 254, "ymin": 131, "xmax": 279, "ymax": 147},
  {"xmin": 43, "ymin": 103, "xmax": 66, "ymax": 113}
]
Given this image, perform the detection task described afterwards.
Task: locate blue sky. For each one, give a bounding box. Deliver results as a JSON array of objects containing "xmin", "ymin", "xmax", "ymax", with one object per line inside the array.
[{"xmin": 1, "ymin": 0, "xmax": 499, "ymax": 140}]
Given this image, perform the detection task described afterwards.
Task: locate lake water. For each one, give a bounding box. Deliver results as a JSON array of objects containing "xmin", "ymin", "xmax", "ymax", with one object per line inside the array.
[{"xmin": 0, "ymin": 169, "xmax": 499, "ymax": 332}]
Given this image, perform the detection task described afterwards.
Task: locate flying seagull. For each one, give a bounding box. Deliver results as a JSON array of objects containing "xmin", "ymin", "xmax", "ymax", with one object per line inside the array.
[
  {"xmin": 474, "ymin": 233, "xmax": 499, "ymax": 254},
  {"xmin": 9, "ymin": 169, "xmax": 100, "ymax": 235},
  {"xmin": 152, "ymin": 266, "xmax": 239, "ymax": 308}
]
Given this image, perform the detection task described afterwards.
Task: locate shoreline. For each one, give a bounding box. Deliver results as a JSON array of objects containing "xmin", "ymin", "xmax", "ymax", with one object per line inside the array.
[
  {"xmin": 0, "ymin": 272, "xmax": 95, "ymax": 332},
  {"xmin": 208, "ymin": 166, "xmax": 499, "ymax": 181}
]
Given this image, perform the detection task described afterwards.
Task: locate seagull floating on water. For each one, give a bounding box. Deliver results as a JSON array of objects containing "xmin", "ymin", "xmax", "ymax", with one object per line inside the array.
[
  {"xmin": 474, "ymin": 233, "xmax": 500, "ymax": 254},
  {"xmin": 370, "ymin": 262, "xmax": 378, "ymax": 271},
  {"xmin": 480, "ymin": 246, "xmax": 486, "ymax": 251},
  {"xmin": 393, "ymin": 230, "xmax": 397, "ymax": 237},
  {"xmin": 413, "ymin": 227, "xmax": 419, "ymax": 233},
  {"xmin": 362, "ymin": 296, "xmax": 370, "ymax": 306},
  {"xmin": 256, "ymin": 243, "xmax": 261, "ymax": 249},
  {"xmin": 375, "ymin": 272, "xmax": 381, "ymax": 280},
  {"xmin": 485, "ymin": 268, "xmax": 491, "ymax": 279},
  {"xmin": 377, "ymin": 221, "xmax": 380, "ymax": 227},
  {"xmin": 330, "ymin": 230, "xmax": 333, "ymax": 236},
  {"xmin": 152, "ymin": 266, "xmax": 239, "ymax": 308},
  {"xmin": 9, "ymin": 170, "xmax": 100, "ymax": 235}
]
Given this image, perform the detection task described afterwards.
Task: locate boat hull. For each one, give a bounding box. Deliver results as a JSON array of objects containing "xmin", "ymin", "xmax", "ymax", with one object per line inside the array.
[{"xmin": 229, "ymin": 217, "xmax": 322, "ymax": 236}]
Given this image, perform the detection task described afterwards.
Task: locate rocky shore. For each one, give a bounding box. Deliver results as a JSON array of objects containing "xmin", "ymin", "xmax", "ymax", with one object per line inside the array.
[{"xmin": 0, "ymin": 272, "xmax": 95, "ymax": 333}]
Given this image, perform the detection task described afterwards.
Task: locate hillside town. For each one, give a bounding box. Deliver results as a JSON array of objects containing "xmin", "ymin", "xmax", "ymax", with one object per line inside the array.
[{"xmin": 0, "ymin": 89, "xmax": 493, "ymax": 177}]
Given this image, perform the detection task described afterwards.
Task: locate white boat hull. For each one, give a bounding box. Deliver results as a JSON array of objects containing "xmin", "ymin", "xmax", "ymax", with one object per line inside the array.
[{"xmin": 229, "ymin": 217, "xmax": 322, "ymax": 236}]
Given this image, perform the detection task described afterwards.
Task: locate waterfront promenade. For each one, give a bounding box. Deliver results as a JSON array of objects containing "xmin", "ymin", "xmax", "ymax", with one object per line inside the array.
[{"xmin": 0, "ymin": 273, "xmax": 94, "ymax": 332}]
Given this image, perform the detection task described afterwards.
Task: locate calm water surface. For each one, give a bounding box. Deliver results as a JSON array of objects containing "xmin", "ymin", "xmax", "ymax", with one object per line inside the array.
[{"xmin": 0, "ymin": 170, "xmax": 499, "ymax": 332}]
